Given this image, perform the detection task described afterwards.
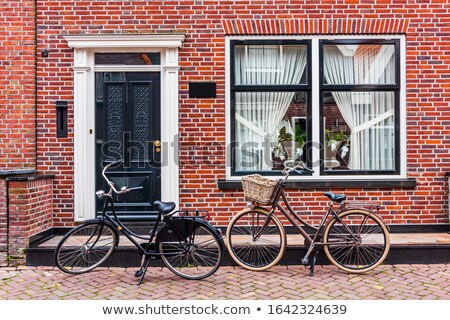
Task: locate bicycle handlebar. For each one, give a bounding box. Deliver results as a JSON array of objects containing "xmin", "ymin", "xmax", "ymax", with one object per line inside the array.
[
  {"xmin": 102, "ymin": 161, "xmax": 143, "ymax": 195},
  {"xmin": 281, "ymin": 165, "xmax": 314, "ymax": 180}
]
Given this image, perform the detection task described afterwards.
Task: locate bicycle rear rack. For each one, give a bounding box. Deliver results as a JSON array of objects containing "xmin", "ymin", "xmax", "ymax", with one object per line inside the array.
[
  {"xmin": 174, "ymin": 210, "xmax": 210, "ymax": 220},
  {"xmin": 164, "ymin": 209, "xmax": 210, "ymax": 220},
  {"xmin": 344, "ymin": 201, "xmax": 380, "ymax": 212}
]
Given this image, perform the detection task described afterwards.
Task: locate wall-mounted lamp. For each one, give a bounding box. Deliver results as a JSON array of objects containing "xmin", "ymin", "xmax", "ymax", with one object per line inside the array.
[{"xmin": 41, "ymin": 49, "xmax": 49, "ymax": 57}]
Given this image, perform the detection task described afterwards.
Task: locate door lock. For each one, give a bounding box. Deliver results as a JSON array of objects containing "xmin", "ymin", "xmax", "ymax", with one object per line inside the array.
[{"xmin": 154, "ymin": 140, "xmax": 161, "ymax": 153}]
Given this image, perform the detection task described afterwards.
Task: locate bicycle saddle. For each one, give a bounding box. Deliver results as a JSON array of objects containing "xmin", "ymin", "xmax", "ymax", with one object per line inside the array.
[
  {"xmin": 323, "ymin": 192, "xmax": 346, "ymax": 203},
  {"xmin": 153, "ymin": 201, "xmax": 176, "ymax": 214}
]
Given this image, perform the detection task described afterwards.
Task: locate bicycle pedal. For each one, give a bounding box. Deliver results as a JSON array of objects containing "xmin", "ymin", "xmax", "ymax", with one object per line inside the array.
[
  {"xmin": 134, "ymin": 269, "xmax": 143, "ymax": 277},
  {"xmin": 301, "ymin": 258, "xmax": 309, "ymax": 265}
]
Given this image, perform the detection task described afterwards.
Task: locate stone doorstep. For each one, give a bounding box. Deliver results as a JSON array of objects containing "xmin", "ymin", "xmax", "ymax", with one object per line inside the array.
[
  {"xmin": 34, "ymin": 232, "xmax": 450, "ymax": 248},
  {"xmin": 25, "ymin": 231, "xmax": 450, "ymax": 267}
]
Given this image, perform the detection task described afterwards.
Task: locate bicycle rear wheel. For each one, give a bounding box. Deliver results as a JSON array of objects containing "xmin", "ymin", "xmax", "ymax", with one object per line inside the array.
[
  {"xmin": 323, "ymin": 209, "xmax": 390, "ymax": 273},
  {"xmin": 159, "ymin": 223, "xmax": 222, "ymax": 280},
  {"xmin": 226, "ymin": 207, "xmax": 286, "ymax": 271},
  {"xmin": 55, "ymin": 221, "xmax": 117, "ymax": 274}
]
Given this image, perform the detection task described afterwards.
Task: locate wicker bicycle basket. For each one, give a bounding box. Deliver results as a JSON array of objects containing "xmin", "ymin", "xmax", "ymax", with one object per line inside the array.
[{"xmin": 241, "ymin": 174, "xmax": 279, "ymax": 205}]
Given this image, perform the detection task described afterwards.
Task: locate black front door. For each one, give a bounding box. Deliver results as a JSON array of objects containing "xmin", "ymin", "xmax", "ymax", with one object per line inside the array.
[{"xmin": 95, "ymin": 72, "xmax": 161, "ymax": 219}]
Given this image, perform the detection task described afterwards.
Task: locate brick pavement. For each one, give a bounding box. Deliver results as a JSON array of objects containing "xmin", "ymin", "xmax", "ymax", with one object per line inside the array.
[{"xmin": 0, "ymin": 265, "xmax": 449, "ymax": 300}]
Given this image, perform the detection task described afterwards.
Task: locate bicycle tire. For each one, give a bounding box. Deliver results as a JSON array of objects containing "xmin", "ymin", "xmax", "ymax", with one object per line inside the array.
[
  {"xmin": 159, "ymin": 222, "xmax": 222, "ymax": 280},
  {"xmin": 323, "ymin": 209, "xmax": 390, "ymax": 273},
  {"xmin": 226, "ymin": 207, "xmax": 286, "ymax": 271},
  {"xmin": 55, "ymin": 221, "xmax": 117, "ymax": 274}
]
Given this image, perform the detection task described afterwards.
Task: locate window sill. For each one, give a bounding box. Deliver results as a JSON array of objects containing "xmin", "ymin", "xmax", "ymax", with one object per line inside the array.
[{"xmin": 217, "ymin": 178, "xmax": 417, "ymax": 190}]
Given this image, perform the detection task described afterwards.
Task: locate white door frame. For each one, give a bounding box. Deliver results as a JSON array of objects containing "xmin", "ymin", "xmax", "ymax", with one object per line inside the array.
[{"xmin": 64, "ymin": 34, "xmax": 185, "ymax": 221}]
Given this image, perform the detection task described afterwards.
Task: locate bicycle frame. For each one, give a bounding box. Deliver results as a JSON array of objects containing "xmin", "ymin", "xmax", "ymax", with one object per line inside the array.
[
  {"xmin": 255, "ymin": 181, "xmax": 363, "ymax": 248},
  {"xmin": 248, "ymin": 183, "xmax": 374, "ymax": 273},
  {"xmin": 96, "ymin": 190, "xmax": 192, "ymax": 259}
]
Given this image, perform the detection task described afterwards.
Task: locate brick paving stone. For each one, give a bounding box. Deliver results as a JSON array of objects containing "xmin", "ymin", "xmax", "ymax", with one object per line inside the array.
[{"xmin": 0, "ymin": 264, "xmax": 449, "ymax": 300}]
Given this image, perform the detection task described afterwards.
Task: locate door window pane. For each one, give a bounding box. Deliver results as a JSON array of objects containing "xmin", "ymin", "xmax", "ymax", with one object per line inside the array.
[
  {"xmin": 323, "ymin": 91, "xmax": 395, "ymax": 171},
  {"xmin": 95, "ymin": 53, "xmax": 161, "ymax": 65},
  {"xmin": 235, "ymin": 92, "xmax": 308, "ymax": 172},
  {"xmin": 234, "ymin": 45, "xmax": 308, "ymax": 85},
  {"xmin": 323, "ymin": 44, "xmax": 396, "ymax": 85}
]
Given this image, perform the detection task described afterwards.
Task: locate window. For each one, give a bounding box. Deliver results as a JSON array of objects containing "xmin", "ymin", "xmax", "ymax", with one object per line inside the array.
[
  {"xmin": 229, "ymin": 38, "xmax": 402, "ymax": 178},
  {"xmin": 230, "ymin": 41, "xmax": 311, "ymax": 175},
  {"xmin": 320, "ymin": 40, "xmax": 400, "ymax": 175}
]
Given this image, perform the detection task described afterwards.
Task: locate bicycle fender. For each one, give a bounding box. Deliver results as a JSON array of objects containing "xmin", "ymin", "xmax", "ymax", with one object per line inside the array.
[
  {"xmin": 238, "ymin": 205, "xmax": 271, "ymax": 213},
  {"xmin": 253, "ymin": 206, "xmax": 271, "ymax": 213},
  {"xmin": 194, "ymin": 218, "xmax": 226, "ymax": 251},
  {"xmin": 349, "ymin": 208, "xmax": 391, "ymax": 232}
]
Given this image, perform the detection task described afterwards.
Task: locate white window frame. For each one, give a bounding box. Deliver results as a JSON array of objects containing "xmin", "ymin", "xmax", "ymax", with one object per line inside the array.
[
  {"xmin": 64, "ymin": 34, "xmax": 185, "ymax": 221},
  {"xmin": 225, "ymin": 35, "xmax": 406, "ymax": 181}
]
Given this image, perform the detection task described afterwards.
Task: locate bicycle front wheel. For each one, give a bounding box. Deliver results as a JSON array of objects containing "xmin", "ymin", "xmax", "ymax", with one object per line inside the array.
[
  {"xmin": 323, "ymin": 209, "xmax": 390, "ymax": 273},
  {"xmin": 159, "ymin": 223, "xmax": 222, "ymax": 280},
  {"xmin": 55, "ymin": 221, "xmax": 117, "ymax": 274},
  {"xmin": 226, "ymin": 207, "xmax": 286, "ymax": 271}
]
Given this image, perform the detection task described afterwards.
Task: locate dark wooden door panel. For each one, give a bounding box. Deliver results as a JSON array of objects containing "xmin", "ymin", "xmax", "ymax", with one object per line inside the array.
[{"xmin": 95, "ymin": 72, "xmax": 161, "ymax": 220}]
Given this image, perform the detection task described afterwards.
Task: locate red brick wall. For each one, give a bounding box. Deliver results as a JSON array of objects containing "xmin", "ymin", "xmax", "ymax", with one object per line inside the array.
[
  {"xmin": 0, "ymin": 0, "xmax": 37, "ymax": 265},
  {"xmin": 35, "ymin": 1, "xmax": 450, "ymax": 227},
  {"xmin": 7, "ymin": 177, "xmax": 53, "ymax": 265},
  {"xmin": 0, "ymin": 0, "xmax": 36, "ymax": 171},
  {"xmin": 0, "ymin": 179, "xmax": 7, "ymax": 266}
]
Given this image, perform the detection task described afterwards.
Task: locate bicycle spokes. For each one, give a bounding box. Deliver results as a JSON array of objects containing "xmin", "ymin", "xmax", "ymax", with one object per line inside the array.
[
  {"xmin": 227, "ymin": 209, "xmax": 285, "ymax": 270},
  {"xmin": 159, "ymin": 225, "xmax": 222, "ymax": 280},
  {"xmin": 324, "ymin": 210, "xmax": 389, "ymax": 272},
  {"xmin": 55, "ymin": 223, "xmax": 117, "ymax": 274}
]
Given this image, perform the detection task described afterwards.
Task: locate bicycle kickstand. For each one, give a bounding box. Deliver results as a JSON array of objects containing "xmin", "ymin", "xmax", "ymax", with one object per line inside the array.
[
  {"xmin": 309, "ymin": 249, "xmax": 320, "ymax": 277},
  {"xmin": 135, "ymin": 254, "xmax": 154, "ymax": 286}
]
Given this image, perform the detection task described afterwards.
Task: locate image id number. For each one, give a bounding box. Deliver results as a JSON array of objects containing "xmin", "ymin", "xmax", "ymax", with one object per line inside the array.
[{"xmin": 268, "ymin": 304, "xmax": 347, "ymax": 315}]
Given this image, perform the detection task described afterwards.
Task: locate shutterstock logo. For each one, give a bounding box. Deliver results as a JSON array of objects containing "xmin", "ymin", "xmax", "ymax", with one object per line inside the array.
[{"xmin": 99, "ymin": 133, "xmax": 326, "ymax": 169}]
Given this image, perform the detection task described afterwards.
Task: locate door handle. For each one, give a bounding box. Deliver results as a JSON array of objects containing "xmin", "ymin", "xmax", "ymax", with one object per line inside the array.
[{"xmin": 154, "ymin": 140, "xmax": 161, "ymax": 152}]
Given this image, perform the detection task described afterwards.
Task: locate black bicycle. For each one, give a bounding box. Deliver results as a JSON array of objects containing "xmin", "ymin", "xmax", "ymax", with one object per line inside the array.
[{"xmin": 55, "ymin": 161, "xmax": 224, "ymax": 285}]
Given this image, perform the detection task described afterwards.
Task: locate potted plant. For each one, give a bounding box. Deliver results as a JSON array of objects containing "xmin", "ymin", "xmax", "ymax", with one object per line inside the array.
[
  {"xmin": 325, "ymin": 129, "xmax": 350, "ymax": 158},
  {"xmin": 279, "ymin": 126, "xmax": 293, "ymax": 159},
  {"xmin": 294, "ymin": 123, "xmax": 307, "ymax": 160},
  {"xmin": 272, "ymin": 126, "xmax": 292, "ymax": 169}
]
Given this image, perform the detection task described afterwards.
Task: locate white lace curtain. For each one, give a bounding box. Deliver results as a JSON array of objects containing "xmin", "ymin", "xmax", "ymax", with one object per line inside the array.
[
  {"xmin": 323, "ymin": 44, "xmax": 395, "ymax": 170},
  {"xmin": 235, "ymin": 45, "xmax": 307, "ymax": 170}
]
